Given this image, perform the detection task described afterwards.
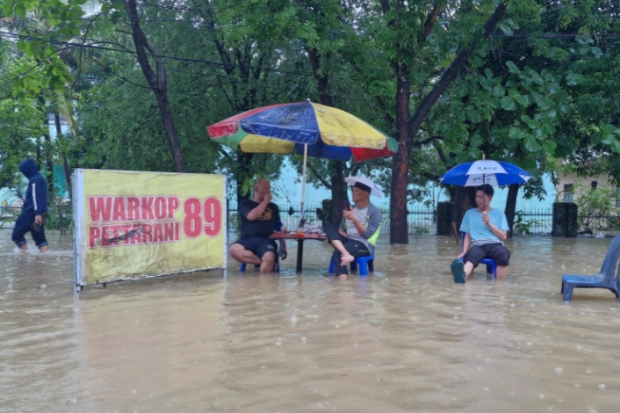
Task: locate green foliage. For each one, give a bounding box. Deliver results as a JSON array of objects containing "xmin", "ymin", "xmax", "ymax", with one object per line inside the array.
[
  {"xmin": 513, "ymin": 210, "xmax": 539, "ymax": 235},
  {"xmin": 0, "ymin": 0, "xmax": 86, "ymax": 95},
  {"xmin": 0, "ymin": 95, "xmax": 44, "ymax": 187},
  {"xmin": 573, "ymin": 184, "xmax": 618, "ymax": 232}
]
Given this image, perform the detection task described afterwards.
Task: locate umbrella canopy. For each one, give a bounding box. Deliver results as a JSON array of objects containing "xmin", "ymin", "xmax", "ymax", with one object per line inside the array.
[
  {"xmin": 344, "ymin": 176, "xmax": 384, "ymax": 199},
  {"xmin": 440, "ymin": 160, "xmax": 532, "ymax": 187},
  {"xmin": 207, "ymin": 101, "xmax": 398, "ymax": 162}
]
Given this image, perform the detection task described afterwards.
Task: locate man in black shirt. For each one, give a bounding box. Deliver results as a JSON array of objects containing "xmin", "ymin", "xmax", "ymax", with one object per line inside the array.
[{"xmin": 229, "ymin": 179, "xmax": 287, "ymax": 273}]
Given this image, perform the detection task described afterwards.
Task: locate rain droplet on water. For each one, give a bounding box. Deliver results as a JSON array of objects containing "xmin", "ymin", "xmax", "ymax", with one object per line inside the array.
[
  {"xmin": 598, "ymin": 384, "xmax": 606, "ymax": 390},
  {"xmin": 554, "ymin": 367, "xmax": 563, "ymax": 374}
]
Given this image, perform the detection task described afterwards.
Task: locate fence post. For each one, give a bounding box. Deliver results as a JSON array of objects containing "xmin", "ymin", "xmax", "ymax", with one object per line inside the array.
[
  {"xmin": 552, "ymin": 202, "xmax": 578, "ymax": 237},
  {"xmin": 436, "ymin": 202, "xmax": 452, "ymax": 235}
]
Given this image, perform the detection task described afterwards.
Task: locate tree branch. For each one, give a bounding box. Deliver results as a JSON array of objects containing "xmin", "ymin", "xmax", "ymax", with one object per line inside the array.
[
  {"xmin": 306, "ymin": 162, "xmax": 332, "ymax": 189},
  {"xmin": 406, "ymin": 1, "xmax": 510, "ymax": 152}
]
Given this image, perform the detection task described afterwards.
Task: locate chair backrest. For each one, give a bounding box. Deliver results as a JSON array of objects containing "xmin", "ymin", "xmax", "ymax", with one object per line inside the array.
[{"xmin": 600, "ymin": 234, "xmax": 620, "ymax": 281}]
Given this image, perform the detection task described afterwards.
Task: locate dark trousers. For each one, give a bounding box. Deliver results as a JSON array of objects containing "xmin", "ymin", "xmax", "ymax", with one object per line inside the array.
[
  {"xmin": 325, "ymin": 224, "xmax": 371, "ymax": 275},
  {"xmin": 12, "ymin": 211, "xmax": 47, "ymax": 249}
]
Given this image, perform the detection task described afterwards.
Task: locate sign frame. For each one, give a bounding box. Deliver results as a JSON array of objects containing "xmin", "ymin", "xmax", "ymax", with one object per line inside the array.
[{"xmin": 72, "ymin": 169, "xmax": 227, "ymax": 292}]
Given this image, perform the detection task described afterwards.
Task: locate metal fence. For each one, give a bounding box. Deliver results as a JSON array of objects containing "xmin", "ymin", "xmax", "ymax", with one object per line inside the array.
[
  {"xmin": 225, "ymin": 206, "xmax": 610, "ymax": 236},
  {"xmin": 512, "ymin": 208, "xmax": 553, "ymax": 235},
  {"xmin": 226, "ymin": 203, "xmax": 437, "ymax": 235},
  {"xmin": 3, "ymin": 202, "xmax": 616, "ymax": 237}
]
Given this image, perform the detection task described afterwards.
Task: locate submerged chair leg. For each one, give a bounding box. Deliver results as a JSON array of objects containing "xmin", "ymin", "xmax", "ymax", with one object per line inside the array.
[
  {"xmin": 563, "ymin": 284, "xmax": 575, "ymax": 301},
  {"xmin": 359, "ymin": 261, "xmax": 368, "ymax": 276}
]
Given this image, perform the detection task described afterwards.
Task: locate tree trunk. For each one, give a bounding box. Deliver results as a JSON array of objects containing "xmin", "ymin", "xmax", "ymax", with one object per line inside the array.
[
  {"xmin": 54, "ymin": 112, "xmax": 72, "ymax": 200},
  {"xmin": 330, "ymin": 164, "xmax": 348, "ymax": 226},
  {"xmin": 505, "ymin": 184, "xmax": 519, "ymax": 237},
  {"xmin": 452, "ymin": 187, "xmax": 476, "ymax": 237},
  {"xmin": 235, "ymin": 152, "xmax": 254, "ymax": 205},
  {"xmin": 390, "ymin": 1, "xmax": 510, "ymax": 243},
  {"xmin": 122, "ymin": 0, "xmax": 187, "ymax": 173},
  {"xmin": 39, "ymin": 95, "xmax": 55, "ymax": 200},
  {"xmin": 390, "ymin": 57, "xmax": 411, "ymax": 243},
  {"xmin": 308, "ymin": 48, "xmax": 348, "ymax": 226}
]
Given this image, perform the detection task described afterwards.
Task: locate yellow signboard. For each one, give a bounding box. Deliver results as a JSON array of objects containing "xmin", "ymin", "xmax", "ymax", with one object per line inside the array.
[{"xmin": 73, "ymin": 169, "xmax": 226, "ymax": 289}]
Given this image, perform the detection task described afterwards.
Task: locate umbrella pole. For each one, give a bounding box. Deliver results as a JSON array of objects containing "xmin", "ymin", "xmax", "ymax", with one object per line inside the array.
[
  {"xmin": 301, "ymin": 144, "xmax": 308, "ymax": 218},
  {"xmin": 483, "ymin": 173, "xmax": 486, "ymax": 211}
]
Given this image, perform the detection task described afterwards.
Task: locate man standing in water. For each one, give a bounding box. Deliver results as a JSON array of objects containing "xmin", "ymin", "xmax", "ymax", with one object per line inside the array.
[
  {"xmin": 12, "ymin": 159, "xmax": 49, "ymax": 253},
  {"xmin": 325, "ymin": 179, "xmax": 382, "ymax": 279},
  {"xmin": 451, "ymin": 184, "xmax": 510, "ymax": 283},
  {"xmin": 229, "ymin": 178, "xmax": 287, "ymax": 273}
]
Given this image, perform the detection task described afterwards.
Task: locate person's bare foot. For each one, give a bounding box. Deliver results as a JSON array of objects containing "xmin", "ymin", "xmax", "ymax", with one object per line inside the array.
[
  {"xmin": 39, "ymin": 246, "xmax": 48, "ymax": 253},
  {"xmin": 18, "ymin": 245, "xmax": 28, "ymax": 251},
  {"xmin": 341, "ymin": 254, "xmax": 355, "ymax": 267}
]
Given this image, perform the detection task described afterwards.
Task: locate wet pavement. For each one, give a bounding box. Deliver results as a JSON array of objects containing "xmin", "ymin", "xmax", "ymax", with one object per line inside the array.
[{"xmin": 1, "ymin": 230, "xmax": 619, "ymax": 412}]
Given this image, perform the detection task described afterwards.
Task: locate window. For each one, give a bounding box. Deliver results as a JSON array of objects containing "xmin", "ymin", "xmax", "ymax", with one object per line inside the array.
[{"xmin": 564, "ymin": 184, "xmax": 574, "ymax": 203}]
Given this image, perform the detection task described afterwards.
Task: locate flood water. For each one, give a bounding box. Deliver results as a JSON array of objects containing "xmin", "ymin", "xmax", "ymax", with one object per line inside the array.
[{"xmin": 1, "ymin": 230, "xmax": 619, "ymax": 413}]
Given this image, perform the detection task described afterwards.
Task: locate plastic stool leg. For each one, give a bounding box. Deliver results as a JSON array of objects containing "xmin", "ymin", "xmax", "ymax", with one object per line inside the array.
[{"xmin": 359, "ymin": 260, "xmax": 369, "ymax": 276}]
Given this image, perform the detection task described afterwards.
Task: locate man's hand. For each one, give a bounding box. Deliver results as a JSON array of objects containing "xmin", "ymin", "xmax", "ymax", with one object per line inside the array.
[
  {"xmin": 457, "ymin": 252, "xmax": 465, "ymax": 259},
  {"xmin": 482, "ymin": 211, "xmax": 490, "ymax": 225},
  {"xmin": 343, "ymin": 209, "xmax": 356, "ymax": 221},
  {"xmin": 263, "ymin": 192, "xmax": 272, "ymax": 204},
  {"xmin": 280, "ymin": 248, "xmax": 287, "ymax": 260},
  {"xmin": 35, "ymin": 215, "xmax": 43, "ymax": 224},
  {"xmin": 338, "ymin": 230, "xmax": 348, "ymax": 238}
]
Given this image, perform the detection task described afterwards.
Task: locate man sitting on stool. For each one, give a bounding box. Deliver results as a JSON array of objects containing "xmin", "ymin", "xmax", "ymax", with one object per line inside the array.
[
  {"xmin": 325, "ymin": 181, "xmax": 382, "ymax": 279},
  {"xmin": 229, "ymin": 178, "xmax": 287, "ymax": 273},
  {"xmin": 451, "ymin": 184, "xmax": 510, "ymax": 283}
]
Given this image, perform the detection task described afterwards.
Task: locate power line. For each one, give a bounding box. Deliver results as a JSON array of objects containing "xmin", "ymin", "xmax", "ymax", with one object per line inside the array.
[{"xmin": 1, "ymin": 32, "xmax": 314, "ymax": 76}]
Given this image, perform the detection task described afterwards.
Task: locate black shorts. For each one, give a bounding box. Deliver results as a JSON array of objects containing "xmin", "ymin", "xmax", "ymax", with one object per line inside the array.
[
  {"xmin": 464, "ymin": 243, "xmax": 511, "ymax": 267},
  {"xmin": 233, "ymin": 238, "xmax": 277, "ymax": 259}
]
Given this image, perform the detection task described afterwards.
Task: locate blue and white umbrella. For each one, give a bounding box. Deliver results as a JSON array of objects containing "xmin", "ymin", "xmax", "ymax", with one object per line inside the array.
[{"xmin": 440, "ymin": 160, "xmax": 532, "ymax": 187}]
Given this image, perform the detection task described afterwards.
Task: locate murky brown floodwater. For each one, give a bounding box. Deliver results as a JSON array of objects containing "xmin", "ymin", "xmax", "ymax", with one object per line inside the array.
[{"xmin": 1, "ymin": 229, "xmax": 619, "ymax": 413}]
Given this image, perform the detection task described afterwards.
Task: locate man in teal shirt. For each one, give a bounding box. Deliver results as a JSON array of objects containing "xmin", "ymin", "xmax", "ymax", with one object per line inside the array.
[{"xmin": 451, "ymin": 184, "xmax": 510, "ymax": 283}]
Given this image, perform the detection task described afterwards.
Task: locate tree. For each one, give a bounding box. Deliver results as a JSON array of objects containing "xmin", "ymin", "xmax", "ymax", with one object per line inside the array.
[{"xmin": 113, "ymin": 0, "xmax": 188, "ymax": 172}]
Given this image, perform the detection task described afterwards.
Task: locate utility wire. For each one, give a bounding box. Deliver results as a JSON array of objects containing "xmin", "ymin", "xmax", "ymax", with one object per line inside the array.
[{"xmin": 1, "ymin": 32, "xmax": 314, "ymax": 76}]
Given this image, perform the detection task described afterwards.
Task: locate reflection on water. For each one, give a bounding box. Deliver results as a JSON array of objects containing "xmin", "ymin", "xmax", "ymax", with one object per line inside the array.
[{"xmin": 1, "ymin": 230, "xmax": 619, "ymax": 412}]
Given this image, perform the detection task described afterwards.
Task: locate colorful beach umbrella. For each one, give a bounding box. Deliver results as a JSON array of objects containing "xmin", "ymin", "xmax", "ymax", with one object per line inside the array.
[{"xmin": 208, "ymin": 101, "xmax": 397, "ymax": 215}]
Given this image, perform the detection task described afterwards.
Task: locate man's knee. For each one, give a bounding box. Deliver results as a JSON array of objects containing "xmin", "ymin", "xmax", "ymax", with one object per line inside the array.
[
  {"xmin": 261, "ymin": 250, "xmax": 276, "ymax": 263},
  {"xmin": 489, "ymin": 245, "xmax": 510, "ymax": 266},
  {"xmin": 228, "ymin": 243, "xmax": 245, "ymax": 259}
]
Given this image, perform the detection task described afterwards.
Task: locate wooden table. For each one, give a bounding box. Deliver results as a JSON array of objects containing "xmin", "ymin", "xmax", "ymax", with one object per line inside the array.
[{"xmin": 269, "ymin": 232, "xmax": 328, "ymax": 273}]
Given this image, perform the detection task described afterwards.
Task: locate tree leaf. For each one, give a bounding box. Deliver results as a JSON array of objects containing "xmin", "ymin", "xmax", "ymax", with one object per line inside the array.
[
  {"xmin": 524, "ymin": 135, "xmax": 541, "ymax": 152},
  {"xmin": 501, "ymin": 96, "xmax": 516, "ymax": 111},
  {"xmin": 492, "ymin": 83, "xmax": 505, "ymax": 97},
  {"xmin": 15, "ymin": 4, "xmax": 26, "ymax": 17},
  {"xmin": 506, "ymin": 61, "xmax": 520, "ymax": 74},
  {"xmin": 542, "ymin": 139, "xmax": 557, "ymax": 154}
]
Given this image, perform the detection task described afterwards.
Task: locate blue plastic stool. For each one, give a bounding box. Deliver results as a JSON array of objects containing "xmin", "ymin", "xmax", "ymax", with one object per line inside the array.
[{"xmin": 329, "ymin": 254, "xmax": 375, "ymax": 276}]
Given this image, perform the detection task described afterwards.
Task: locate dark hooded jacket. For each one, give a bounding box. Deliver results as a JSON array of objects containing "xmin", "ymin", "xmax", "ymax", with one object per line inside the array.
[{"xmin": 18, "ymin": 159, "xmax": 48, "ymax": 215}]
